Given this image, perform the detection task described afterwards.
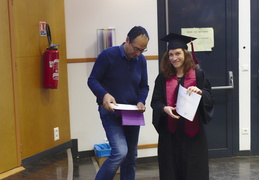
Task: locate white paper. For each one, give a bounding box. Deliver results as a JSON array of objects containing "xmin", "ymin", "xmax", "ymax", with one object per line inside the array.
[
  {"xmin": 110, "ymin": 103, "xmax": 139, "ymax": 110},
  {"xmin": 181, "ymin": 27, "xmax": 214, "ymax": 51},
  {"xmin": 176, "ymin": 85, "xmax": 201, "ymax": 121}
]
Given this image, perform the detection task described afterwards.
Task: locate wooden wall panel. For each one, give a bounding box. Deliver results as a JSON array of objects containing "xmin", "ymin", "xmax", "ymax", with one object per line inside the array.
[
  {"xmin": 13, "ymin": 0, "xmax": 66, "ymax": 58},
  {"xmin": 12, "ymin": 0, "xmax": 70, "ymax": 158},
  {"xmin": 0, "ymin": 0, "xmax": 19, "ymax": 173}
]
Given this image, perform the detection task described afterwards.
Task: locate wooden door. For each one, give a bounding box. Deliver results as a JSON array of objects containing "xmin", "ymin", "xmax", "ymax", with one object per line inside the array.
[{"xmin": 0, "ymin": 0, "xmax": 19, "ymax": 173}]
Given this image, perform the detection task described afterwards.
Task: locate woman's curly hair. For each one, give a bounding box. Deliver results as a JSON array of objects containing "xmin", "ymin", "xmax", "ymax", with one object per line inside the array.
[{"xmin": 160, "ymin": 49, "xmax": 199, "ymax": 78}]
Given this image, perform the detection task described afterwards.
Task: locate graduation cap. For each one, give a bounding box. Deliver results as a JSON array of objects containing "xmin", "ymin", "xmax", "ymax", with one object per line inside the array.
[{"xmin": 161, "ymin": 33, "xmax": 199, "ymax": 64}]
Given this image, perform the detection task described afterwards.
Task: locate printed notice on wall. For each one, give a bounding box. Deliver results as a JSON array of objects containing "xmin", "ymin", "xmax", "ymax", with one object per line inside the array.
[{"xmin": 181, "ymin": 27, "xmax": 214, "ymax": 51}]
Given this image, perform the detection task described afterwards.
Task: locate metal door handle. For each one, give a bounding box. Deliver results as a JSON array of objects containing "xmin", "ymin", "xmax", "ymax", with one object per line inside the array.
[{"xmin": 211, "ymin": 71, "xmax": 234, "ymax": 90}]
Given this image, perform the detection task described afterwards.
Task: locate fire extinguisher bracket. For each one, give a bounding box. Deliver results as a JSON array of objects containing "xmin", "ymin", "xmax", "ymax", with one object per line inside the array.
[{"xmin": 43, "ymin": 24, "xmax": 60, "ymax": 89}]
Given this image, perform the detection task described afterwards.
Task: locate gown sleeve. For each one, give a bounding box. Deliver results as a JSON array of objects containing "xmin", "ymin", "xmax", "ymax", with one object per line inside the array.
[
  {"xmin": 150, "ymin": 73, "xmax": 168, "ymax": 133},
  {"xmin": 196, "ymin": 68, "xmax": 215, "ymax": 124}
]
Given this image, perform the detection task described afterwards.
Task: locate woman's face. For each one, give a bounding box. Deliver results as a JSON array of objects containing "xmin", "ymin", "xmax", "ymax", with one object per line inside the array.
[{"xmin": 168, "ymin": 48, "xmax": 185, "ymax": 71}]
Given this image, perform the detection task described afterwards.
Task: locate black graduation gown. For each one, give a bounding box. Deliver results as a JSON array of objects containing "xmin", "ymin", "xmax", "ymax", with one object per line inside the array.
[{"xmin": 150, "ymin": 68, "xmax": 215, "ymax": 180}]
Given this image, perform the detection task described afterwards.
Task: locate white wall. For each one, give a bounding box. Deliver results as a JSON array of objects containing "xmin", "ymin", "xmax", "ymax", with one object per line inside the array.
[
  {"xmin": 239, "ymin": 0, "xmax": 251, "ymax": 150},
  {"xmin": 65, "ymin": 0, "xmax": 158, "ymax": 58},
  {"xmin": 65, "ymin": 0, "xmax": 159, "ymax": 157}
]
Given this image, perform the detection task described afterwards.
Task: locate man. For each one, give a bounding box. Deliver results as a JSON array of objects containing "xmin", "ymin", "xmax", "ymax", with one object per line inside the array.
[{"xmin": 88, "ymin": 26, "xmax": 149, "ymax": 180}]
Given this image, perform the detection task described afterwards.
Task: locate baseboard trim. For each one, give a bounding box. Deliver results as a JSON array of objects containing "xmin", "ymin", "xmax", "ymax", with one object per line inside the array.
[
  {"xmin": 71, "ymin": 139, "xmax": 96, "ymax": 159},
  {"xmin": 237, "ymin": 150, "xmax": 251, "ymax": 156},
  {"xmin": 22, "ymin": 140, "xmax": 72, "ymax": 167},
  {"xmin": 78, "ymin": 150, "xmax": 95, "ymax": 158},
  {"xmin": 71, "ymin": 139, "xmax": 158, "ymax": 160},
  {"xmin": 136, "ymin": 156, "xmax": 158, "ymax": 164},
  {"xmin": 0, "ymin": 167, "xmax": 25, "ymax": 179}
]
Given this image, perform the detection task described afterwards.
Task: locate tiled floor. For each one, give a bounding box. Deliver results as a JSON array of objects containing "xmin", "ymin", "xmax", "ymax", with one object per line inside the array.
[{"xmin": 3, "ymin": 149, "xmax": 259, "ymax": 180}]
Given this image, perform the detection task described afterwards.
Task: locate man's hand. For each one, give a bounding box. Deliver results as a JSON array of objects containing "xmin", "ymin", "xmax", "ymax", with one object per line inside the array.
[
  {"xmin": 137, "ymin": 102, "xmax": 146, "ymax": 112},
  {"xmin": 103, "ymin": 93, "xmax": 117, "ymax": 111}
]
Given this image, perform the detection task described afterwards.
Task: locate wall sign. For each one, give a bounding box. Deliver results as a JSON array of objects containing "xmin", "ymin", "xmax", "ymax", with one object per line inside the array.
[
  {"xmin": 181, "ymin": 27, "xmax": 214, "ymax": 51},
  {"xmin": 40, "ymin": 21, "xmax": 47, "ymax": 36}
]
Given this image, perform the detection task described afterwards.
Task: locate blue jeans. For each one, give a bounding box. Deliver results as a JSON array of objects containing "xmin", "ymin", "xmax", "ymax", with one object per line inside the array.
[{"xmin": 95, "ymin": 105, "xmax": 140, "ymax": 180}]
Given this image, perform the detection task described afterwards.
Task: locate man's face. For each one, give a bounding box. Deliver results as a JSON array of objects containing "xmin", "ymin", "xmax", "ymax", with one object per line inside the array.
[{"xmin": 125, "ymin": 35, "xmax": 148, "ymax": 59}]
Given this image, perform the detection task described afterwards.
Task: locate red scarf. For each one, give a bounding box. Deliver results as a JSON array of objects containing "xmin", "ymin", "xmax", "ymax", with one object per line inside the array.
[{"xmin": 166, "ymin": 68, "xmax": 199, "ymax": 137}]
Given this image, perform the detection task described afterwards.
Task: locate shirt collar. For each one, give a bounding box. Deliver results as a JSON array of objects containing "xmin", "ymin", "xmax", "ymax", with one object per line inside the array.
[
  {"xmin": 119, "ymin": 43, "xmax": 126, "ymax": 57},
  {"xmin": 119, "ymin": 43, "xmax": 139, "ymax": 61}
]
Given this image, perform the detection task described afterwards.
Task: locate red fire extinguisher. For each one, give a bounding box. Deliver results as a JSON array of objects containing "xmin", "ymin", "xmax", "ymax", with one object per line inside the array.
[{"xmin": 43, "ymin": 24, "xmax": 60, "ymax": 89}]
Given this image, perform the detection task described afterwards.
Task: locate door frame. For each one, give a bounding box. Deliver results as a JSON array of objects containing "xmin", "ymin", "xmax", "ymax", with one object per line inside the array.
[
  {"xmin": 8, "ymin": 0, "xmax": 22, "ymax": 166},
  {"xmin": 251, "ymin": 0, "xmax": 259, "ymax": 155}
]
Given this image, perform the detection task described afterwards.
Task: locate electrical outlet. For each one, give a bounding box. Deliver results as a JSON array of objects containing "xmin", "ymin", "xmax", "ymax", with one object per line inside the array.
[
  {"xmin": 241, "ymin": 128, "xmax": 249, "ymax": 135},
  {"xmin": 54, "ymin": 127, "xmax": 60, "ymax": 141}
]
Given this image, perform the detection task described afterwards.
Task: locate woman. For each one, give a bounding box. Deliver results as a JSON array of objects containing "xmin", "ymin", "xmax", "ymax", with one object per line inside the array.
[{"xmin": 151, "ymin": 33, "xmax": 214, "ymax": 180}]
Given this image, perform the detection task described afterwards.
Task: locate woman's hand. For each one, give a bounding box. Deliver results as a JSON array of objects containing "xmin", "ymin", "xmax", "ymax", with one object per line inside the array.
[
  {"xmin": 163, "ymin": 106, "xmax": 180, "ymax": 119},
  {"xmin": 187, "ymin": 86, "xmax": 202, "ymax": 95}
]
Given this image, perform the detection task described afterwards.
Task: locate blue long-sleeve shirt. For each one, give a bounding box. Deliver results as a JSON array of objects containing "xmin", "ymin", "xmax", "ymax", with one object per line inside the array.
[{"xmin": 87, "ymin": 43, "xmax": 149, "ymax": 105}]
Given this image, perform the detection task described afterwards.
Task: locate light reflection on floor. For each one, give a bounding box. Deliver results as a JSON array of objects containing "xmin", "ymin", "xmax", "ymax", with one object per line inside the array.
[{"xmin": 3, "ymin": 149, "xmax": 259, "ymax": 180}]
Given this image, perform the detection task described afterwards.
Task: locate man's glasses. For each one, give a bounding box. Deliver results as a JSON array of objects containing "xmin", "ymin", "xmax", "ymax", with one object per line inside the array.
[{"xmin": 130, "ymin": 43, "xmax": 147, "ymax": 53}]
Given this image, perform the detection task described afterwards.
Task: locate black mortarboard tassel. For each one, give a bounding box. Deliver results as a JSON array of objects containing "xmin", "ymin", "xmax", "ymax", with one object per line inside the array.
[{"xmin": 161, "ymin": 33, "xmax": 199, "ymax": 64}]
